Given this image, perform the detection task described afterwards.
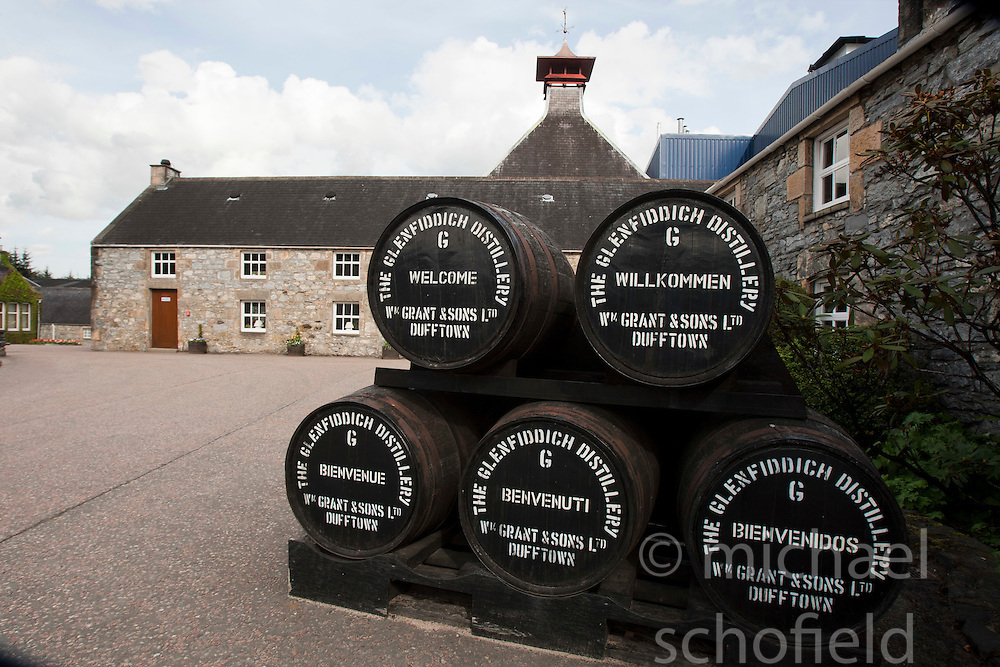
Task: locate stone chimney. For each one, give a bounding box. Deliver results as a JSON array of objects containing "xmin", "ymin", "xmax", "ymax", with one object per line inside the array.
[
  {"xmin": 898, "ymin": 0, "xmax": 960, "ymax": 46},
  {"xmin": 150, "ymin": 159, "xmax": 181, "ymax": 188}
]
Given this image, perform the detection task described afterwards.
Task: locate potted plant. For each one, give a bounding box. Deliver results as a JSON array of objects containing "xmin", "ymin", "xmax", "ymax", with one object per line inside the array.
[
  {"xmin": 286, "ymin": 327, "xmax": 305, "ymax": 356},
  {"xmin": 188, "ymin": 324, "xmax": 207, "ymax": 353},
  {"xmin": 381, "ymin": 341, "xmax": 400, "ymax": 359}
]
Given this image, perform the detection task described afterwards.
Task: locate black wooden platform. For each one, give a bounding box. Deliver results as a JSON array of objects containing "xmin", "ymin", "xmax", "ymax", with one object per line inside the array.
[
  {"xmin": 373, "ymin": 337, "xmax": 807, "ymax": 420},
  {"xmin": 288, "ymin": 527, "xmax": 714, "ymax": 660},
  {"xmin": 288, "ymin": 528, "xmax": 883, "ymax": 664}
]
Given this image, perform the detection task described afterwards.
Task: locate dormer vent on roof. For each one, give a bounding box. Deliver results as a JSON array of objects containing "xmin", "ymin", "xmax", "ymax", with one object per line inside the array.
[
  {"xmin": 486, "ymin": 40, "xmax": 645, "ymax": 180},
  {"xmin": 535, "ymin": 39, "xmax": 595, "ymax": 98}
]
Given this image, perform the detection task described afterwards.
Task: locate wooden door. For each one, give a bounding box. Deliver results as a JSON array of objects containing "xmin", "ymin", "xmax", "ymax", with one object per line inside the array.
[{"xmin": 151, "ymin": 289, "xmax": 178, "ymax": 348}]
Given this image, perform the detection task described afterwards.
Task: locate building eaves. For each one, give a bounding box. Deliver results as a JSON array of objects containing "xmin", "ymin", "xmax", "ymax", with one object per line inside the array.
[
  {"xmin": 709, "ymin": 3, "xmax": 975, "ymax": 196},
  {"xmin": 92, "ymin": 176, "xmax": 712, "ymax": 252}
]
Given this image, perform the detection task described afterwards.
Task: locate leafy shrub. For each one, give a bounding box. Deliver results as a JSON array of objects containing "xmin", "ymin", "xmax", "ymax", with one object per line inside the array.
[{"xmin": 874, "ymin": 411, "xmax": 1000, "ymax": 548}]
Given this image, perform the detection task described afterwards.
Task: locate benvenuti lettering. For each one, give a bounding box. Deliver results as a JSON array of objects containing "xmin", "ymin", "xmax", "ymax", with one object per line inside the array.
[{"xmin": 501, "ymin": 487, "xmax": 591, "ymax": 513}]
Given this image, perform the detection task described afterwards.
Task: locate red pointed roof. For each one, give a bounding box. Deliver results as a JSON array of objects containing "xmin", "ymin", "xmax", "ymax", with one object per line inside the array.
[{"xmin": 535, "ymin": 40, "xmax": 595, "ymax": 86}]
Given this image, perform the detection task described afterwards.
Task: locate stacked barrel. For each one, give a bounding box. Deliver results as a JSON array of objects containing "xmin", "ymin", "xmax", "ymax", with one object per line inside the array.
[{"xmin": 285, "ymin": 191, "xmax": 908, "ymax": 646}]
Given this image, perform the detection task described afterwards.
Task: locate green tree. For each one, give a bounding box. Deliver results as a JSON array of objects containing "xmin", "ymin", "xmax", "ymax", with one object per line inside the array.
[
  {"xmin": 10, "ymin": 247, "xmax": 34, "ymax": 278},
  {"xmin": 815, "ymin": 68, "xmax": 1000, "ymax": 399}
]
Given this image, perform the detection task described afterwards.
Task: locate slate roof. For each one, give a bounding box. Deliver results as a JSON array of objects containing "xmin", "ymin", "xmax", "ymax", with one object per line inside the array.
[
  {"xmin": 39, "ymin": 287, "xmax": 91, "ymax": 325},
  {"xmin": 488, "ymin": 86, "xmax": 646, "ymax": 180},
  {"xmin": 94, "ymin": 176, "xmax": 712, "ymax": 252}
]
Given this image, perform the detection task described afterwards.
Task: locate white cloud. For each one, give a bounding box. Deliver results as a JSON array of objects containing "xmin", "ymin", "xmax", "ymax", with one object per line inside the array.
[
  {"xmin": 94, "ymin": 0, "xmax": 171, "ymax": 11},
  {"xmin": 799, "ymin": 11, "xmax": 829, "ymax": 32},
  {"xmin": 0, "ymin": 16, "xmax": 828, "ymax": 276},
  {"xmin": 700, "ymin": 33, "xmax": 809, "ymax": 80}
]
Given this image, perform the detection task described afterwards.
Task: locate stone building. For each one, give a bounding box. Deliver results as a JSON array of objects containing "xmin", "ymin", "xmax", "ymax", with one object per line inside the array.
[
  {"xmin": 91, "ymin": 42, "xmax": 708, "ymax": 355},
  {"xmin": 661, "ymin": 0, "xmax": 998, "ymax": 422},
  {"xmin": 0, "ymin": 249, "xmax": 41, "ymax": 345},
  {"xmin": 36, "ymin": 278, "xmax": 93, "ymax": 342}
]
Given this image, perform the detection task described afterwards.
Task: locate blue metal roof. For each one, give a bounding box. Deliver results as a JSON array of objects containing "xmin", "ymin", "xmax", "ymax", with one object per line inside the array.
[
  {"xmin": 645, "ymin": 28, "xmax": 898, "ymax": 180},
  {"xmin": 744, "ymin": 28, "xmax": 898, "ymax": 161},
  {"xmin": 646, "ymin": 134, "xmax": 752, "ymax": 180}
]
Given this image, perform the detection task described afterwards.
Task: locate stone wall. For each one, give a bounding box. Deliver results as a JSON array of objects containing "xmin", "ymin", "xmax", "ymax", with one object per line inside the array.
[
  {"xmin": 38, "ymin": 324, "xmax": 92, "ymax": 342},
  {"xmin": 720, "ymin": 13, "xmax": 1000, "ymax": 426},
  {"xmin": 92, "ymin": 246, "xmax": 384, "ymax": 356}
]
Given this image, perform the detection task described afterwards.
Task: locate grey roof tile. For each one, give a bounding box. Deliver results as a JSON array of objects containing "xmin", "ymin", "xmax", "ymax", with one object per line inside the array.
[{"xmin": 94, "ymin": 176, "xmax": 713, "ymax": 251}]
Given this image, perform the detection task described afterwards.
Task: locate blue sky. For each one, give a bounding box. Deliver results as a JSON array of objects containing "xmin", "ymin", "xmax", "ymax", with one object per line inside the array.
[{"xmin": 0, "ymin": 0, "xmax": 899, "ymax": 277}]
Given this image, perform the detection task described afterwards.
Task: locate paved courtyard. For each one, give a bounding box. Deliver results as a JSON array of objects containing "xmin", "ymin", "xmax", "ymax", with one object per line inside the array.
[{"xmin": 0, "ymin": 345, "xmax": 657, "ymax": 666}]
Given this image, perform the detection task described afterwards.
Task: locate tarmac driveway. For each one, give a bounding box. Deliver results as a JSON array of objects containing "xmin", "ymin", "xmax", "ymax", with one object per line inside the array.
[{"xmin": 0, "ymin": 345, "xmax": 654, "ymax": 666}]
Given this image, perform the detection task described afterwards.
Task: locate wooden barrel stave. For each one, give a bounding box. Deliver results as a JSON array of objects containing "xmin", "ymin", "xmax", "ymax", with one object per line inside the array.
[
  {"xmin": 459, "ymin": 401, "xmax": 660, "ymax": 596},
  {"xmin": 285, "ymin": 385, "xmax": 478, "ymax": 558},
  {"xmin": 677, "ymin": 412, "xmax": 908, "ymax": 641},
  {"xmin": 574, "ymin": 189, "xmax": 775, "ymax": 387},
  {"xmin": 368, "ymin": 198, "xmax": 574, "ymax": 372}
]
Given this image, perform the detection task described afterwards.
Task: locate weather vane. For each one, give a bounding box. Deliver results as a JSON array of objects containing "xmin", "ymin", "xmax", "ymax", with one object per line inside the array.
[{"xmin": 562, "ymin": 8, "xmax": 573, "ymax": 36}]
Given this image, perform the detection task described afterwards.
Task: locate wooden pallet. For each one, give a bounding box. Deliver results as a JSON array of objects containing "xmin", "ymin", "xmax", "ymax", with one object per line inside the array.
[
  {"xmin": 288, "ymin": 528, "xmax": 883, "ymax": 665},
  {"xmin": 288, "ymin": 526, "xmax": 715, "ymax": 659}
]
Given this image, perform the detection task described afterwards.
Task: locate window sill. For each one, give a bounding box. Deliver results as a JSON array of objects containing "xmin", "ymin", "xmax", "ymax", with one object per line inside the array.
[{"xmin": 803, "ymin": 200, "xmax": 849, "ymax": 224}]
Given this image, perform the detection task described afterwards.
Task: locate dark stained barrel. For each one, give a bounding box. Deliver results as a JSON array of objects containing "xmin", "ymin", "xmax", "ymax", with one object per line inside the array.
[
  {"xmin": 285, "ymin": 386, "xmax": 478, "ymax": 558},
  {"xmin": 458, "ymin": 401, "xmax": 660, "ymax": 596},
  {"xmin": 368, "ymin": 197, "xmax": 574, "ymax": 371},
  {"xmin": 575, "ymin": 189, "xmax": 775, "ymax": 386},
  {"xmin": 677, "ymin": 412, "xmax": 908, "ymax": 642}
]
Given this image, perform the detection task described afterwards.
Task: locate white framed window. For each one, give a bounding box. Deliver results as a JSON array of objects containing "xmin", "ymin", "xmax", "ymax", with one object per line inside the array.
[
  {"xmin": 241, "ymin": 301, "xmax": 267, "ymax": 332},
  {"xmin": 242, "ymin": 252, "xmax": 266, "ymax": 279},
  {"xmin": 813, "ymin": 281, "xmax": 851, "ymax": 328},
  {"xmin": 333, "ymin": 302, "xmax": 360, "ymax": 334},
  {"xmin": 814, "ymin": 125, "xmax": 850, "ymax": 211},
  {"xmin": 152, "ymin": 251, "xmax": 176, "ymax": 277},
  {"xmin": 82, "ymin": 327, "xmax": 92, "ymax": 340},
  {"xmin": 334, "ymin": 252, "xmax": 361, "ymax": 279},
  {"xmin": 4, "ymin": 302, "xmax": 31, "ymax": 331}
]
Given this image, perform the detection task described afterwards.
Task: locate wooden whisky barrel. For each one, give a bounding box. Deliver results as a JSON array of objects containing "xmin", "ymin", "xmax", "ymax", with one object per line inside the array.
[
  {"xmin": 677, "ymin": 412, "xmax": 908, "ymax": 641},
  {"xmin": 459, "ymin": 401, "xmax": 660, "ymax": 596},
  {"xmin": 575, "ymin": 189, "xmax": 775, "ymax": 386},
  {"xmin": 285, "ymin": 386, "xmax": 478, "ymax": 558},
  {"xmin": 368, "ymin": 197, "xmax": 574, "ymax": 371}
]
